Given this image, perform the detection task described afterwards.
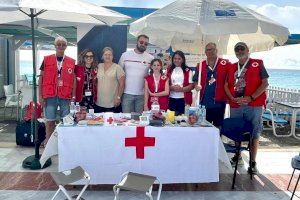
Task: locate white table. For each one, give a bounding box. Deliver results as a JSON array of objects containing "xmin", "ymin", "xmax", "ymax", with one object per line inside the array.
[
  {"xmin": 48, "ymin": 125, "xmax": 231, "ymax": 184},
  {"xmin": 275, "ymin": 101, "xmax": 300, "ymax": 140}
]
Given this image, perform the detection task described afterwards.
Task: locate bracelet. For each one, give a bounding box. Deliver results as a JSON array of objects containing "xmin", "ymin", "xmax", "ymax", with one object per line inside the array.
[{"xmin": 250, "ymin": 95, "xmax": 255, "ymax": 101}]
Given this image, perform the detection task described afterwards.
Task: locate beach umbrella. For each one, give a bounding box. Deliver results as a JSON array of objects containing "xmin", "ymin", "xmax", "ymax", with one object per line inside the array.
[
  {"xmin": 129, "ymin": 0, "xmax": 290, "ymax": 55},
  {"xmin": 0, "ymin": 0, "xmax": 130, "ymax": 170}
]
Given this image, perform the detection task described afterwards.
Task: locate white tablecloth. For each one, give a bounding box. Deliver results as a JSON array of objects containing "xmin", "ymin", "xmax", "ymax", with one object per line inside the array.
[{"xmin": 41, "ymin": 125, "xmax": 231, "ymax": 184}]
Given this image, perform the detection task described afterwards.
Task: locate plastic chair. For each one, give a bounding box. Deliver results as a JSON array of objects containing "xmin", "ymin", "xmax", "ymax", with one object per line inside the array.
[
  {"xmin": 3, "ymin": 84, "xmax": 22, "ymax": 120},
  {"xmin": 221, "ymin": 118, "xmax": 253, "ymax": 189},
  {"xmin": 50, "ymin": 166, "xmax": 90, "ymax": 200},
  {"xmin": 113, "ymin": 172, "xmax": 162, "ymax": 200},
  {"xmin": 263, "ymin": 108, "xmax": 289, "ymax": 137},
  {"xmin": 287, "ymin": 154, "xmax": 300, "ymax": 200}
]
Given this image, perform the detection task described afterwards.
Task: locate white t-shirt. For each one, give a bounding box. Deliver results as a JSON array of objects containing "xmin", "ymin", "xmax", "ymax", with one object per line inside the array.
[
  {"xmin": 169, "ymin": 67, "xmax": 193, "ymax": 99},
  {"xmin": 119, "ymin": 50, "xmax": 154, "ymax": 95}
]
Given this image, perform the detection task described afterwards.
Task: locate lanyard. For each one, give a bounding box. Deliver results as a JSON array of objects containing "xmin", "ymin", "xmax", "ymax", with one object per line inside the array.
[
  {"xmin": 57, "ymin": 55, "xmax": 65, "ymax": 77},
  {"xmin": 206, "ymin": 57, "xmax": 219, "ymax": 72},
  {"xmin": 237, "ymin": 58, "xmax": 249, "ymax": 78},
  {"xmin": 153, "ymin": 74, "xmax": 160, "ymax": 93},
  {"xmin": 85, "ymin": 68, "xmax": 92, "ymax": 90}
]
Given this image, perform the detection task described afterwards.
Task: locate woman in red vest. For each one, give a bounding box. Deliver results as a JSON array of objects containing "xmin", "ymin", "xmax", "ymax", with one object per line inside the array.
[
  {"xmin": 75, "ymin": 49, "xmax": 98, "ymax": 109},
  {"xmin": 144, "ymin": 59, "xmax": 169, "ymax": 111},
  {"xmin": 167, "ymin": 51, "xmax": 194, "ymax": 115}
]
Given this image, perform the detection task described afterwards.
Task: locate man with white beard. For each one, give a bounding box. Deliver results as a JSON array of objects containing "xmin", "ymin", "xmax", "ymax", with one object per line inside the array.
[{"xmin": 224, "ymin": 42, "xmax": 269, "ymax": 174}]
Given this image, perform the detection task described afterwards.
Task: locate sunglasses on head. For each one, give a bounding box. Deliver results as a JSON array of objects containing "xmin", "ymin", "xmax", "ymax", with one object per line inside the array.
[
  {"xmin": 234, "ymin": 46, "xmax": 246, "ymax": 52},
  {"xmin": 139, "ymin": 41, "xmax": 149, "ymax": 46}
]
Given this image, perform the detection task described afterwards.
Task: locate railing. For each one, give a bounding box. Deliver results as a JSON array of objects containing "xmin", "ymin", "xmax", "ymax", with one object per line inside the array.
[{"xmin": 266, "ymin": 86, "xmax": 300, "ymax": 103}]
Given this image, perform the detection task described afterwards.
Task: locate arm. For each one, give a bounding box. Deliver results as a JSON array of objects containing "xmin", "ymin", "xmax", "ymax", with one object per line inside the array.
[
  {"xmin": 114, "ymin": 75, "xmax": 125, "ymax": 107},
  {"xmin": 72, "ymin": 73, "xmax": 76, "ymax": 101},
  {"xmin": 144, "ymin": 80, "xmax": 149, "ymax": 111},
  {"xmin": 182, "ymin": 83, "xmax": 194, "ymax": 92},
  {"xmin": 224, "ymin": 80, "xmax": 236, "ymax": 102},
  {"xmin": 149, "ymin": 79, "xmax": 170, "ymax": 97},
  {"xmin": 241, "ymin": 78, "xmax": 269, "ymax": 104},
  {"xmin": 38, "ymin": 70, "xmax": 44, "ymax": 105}
]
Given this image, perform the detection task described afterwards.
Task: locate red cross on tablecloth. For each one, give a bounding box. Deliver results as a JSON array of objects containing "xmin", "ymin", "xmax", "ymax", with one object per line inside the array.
[
  {"xmin": 107, "ymin": 117, "xmax": 113, "ymax": 124},
  {"xmin": 125, "ymin": 126, "xmax": 155, "ymax": 159}
]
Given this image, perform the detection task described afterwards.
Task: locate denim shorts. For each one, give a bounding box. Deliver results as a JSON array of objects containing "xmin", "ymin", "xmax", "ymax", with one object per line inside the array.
[
  {"xmin": 44, "ymin": 97, "xmax": 70, "ymax": 121},
  {"xmin": 121, "ymin": 93, "xmax": 144, "ymax": 113},
  {"xmin": 230, "ymin": 105, "xmax": 263, "ymax": 139}
]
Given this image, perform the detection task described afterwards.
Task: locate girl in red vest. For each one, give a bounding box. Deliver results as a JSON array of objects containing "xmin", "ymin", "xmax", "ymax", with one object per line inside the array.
[
  {"xmin": 144, "ymin": 59, "xmax": 169, "ymax": 111},
  {"xmin": 75, "ymin": 49, "xmax": 98, "ymax": 109},
  {"xmin": 167, "ymin": 51, "xmax": 194, "ymax": 115}
]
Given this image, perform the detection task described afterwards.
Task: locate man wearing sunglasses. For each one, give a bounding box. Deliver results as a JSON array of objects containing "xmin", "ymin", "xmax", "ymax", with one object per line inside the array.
[
  {"xmin": 119, "ymin": 34, "xmax": 154, "ymax": 113},
  {"xmin": 224, "ymin": 42, "xmax": 269, "ymax": 174},
  {"xmin": 193, "ymin": 42, "xmax": 230, "ymax": 128},
  {"xmin": 39, "ymin": 36, "xmax": 76, "ymax": 147}
]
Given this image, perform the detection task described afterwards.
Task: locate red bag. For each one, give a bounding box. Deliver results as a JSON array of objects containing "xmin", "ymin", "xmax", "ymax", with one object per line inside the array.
[{"xmin": 25, "ymin": 101, "xmax": 43, "ymax": 121}]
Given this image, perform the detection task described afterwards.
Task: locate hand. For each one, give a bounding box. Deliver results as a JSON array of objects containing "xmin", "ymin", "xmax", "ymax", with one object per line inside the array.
[
  {"xmin": 114, "ymin": 97, "xmax": 121, "ymax": 107},
  {"xmin": 173, "ymin": 85, "xmax": 183, "ymax": 92},
  {"xmin": 144, "ymin": 105, "xmax": 149, "ymax": 111},
  {"xmin": 194, "ymin": 85, "xmax": 202, "ymax": 92},
  {"xmin": 236, "ymin": 96, "xmax": 251, "ymax": 106},
  {"xmin": 39, "ymin": 96, "xmax": 45, "ymax": 106}
]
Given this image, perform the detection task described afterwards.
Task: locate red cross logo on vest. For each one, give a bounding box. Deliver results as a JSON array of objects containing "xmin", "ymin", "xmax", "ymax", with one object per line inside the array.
[
  {"xmin": 125, "ymin": 126, "xmax": 155, "ymax": 159},
  {"xmin": 107, "ymin": 117, "xmax": 114, "ymax": 124}
]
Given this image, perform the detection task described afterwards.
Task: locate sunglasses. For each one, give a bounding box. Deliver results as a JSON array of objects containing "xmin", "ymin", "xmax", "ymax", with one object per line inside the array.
[
  {"xmin": 139, "ymin": 41, "xmax": 149, "ymax": 46},
  {"xmin": 84, "ymin": 55, "xmax": 94, "ymax": 59},
  {"xmin": 234, "ymin": 46, "xmax": 246, "ymax": 52},
  {"xmin": 56, "ymin": 43, "xmax": 67, "ymax": 47}
]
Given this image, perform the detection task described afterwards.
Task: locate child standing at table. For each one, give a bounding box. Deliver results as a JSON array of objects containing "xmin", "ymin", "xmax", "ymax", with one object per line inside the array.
[{"xmin": 144, "ymin": 59, "xmax": 169, "ymax": 111}]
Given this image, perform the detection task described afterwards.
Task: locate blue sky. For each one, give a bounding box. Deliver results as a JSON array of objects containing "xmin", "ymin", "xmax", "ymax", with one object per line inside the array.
[{"xmin": 88, "ymin": 0, "xmax": 300, "ymax": 33}]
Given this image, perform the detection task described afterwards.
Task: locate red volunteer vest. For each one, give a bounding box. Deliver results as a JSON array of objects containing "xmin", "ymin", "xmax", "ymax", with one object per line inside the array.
[
  {"xmin": 75, "ymin": 65, "xmax": 98, "ymax": 103},
  {"xmin": 145, "ymin": 74, "xmax": 169, "ymax": 111},
  {"xmin": 197, "ymin": 58, "xmax": 229, "ymax": 102},
  {"xmin": 167, "ymin": 67, "xmax": 193, "ymax": 105},
  {"xmin": 42, "ymin": 54, "xmax": 75, "ymax": 100},
  {"xmin": 227, "ymin": 58, "xmax": 267, "ymax": 108}
]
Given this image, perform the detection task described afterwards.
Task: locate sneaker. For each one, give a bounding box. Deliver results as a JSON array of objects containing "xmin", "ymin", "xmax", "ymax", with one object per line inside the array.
[
  {"xmin": 248, "ymin": 161, "xmax": 258, "ymax": 174},
  {"xmin": 230, "ymin": 154, "xmax": 244, "ymax": 166}
]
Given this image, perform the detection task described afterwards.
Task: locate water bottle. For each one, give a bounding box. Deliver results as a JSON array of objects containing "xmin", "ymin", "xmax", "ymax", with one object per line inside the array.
[
  {"xmin": 75, "ymin": 102, "xmax": 80, "ymax": 113},
  {"xmin": 201, "ymin": 105, "xmax": 206, "ymax": 123},
  {"xmin": 198, "ymin": 104, "xmax": 203, "ymax": 123},
  {"xmin": 70, "ymin": 101, "xmax": 75, "ymax": 115},
  {"xmin": 151, "ymin": 100, "xmax": 160, "ymax": 120}
]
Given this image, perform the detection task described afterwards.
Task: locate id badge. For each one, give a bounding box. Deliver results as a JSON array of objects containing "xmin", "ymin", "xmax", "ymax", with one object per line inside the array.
[
  {"xmin": 58, "ymin": 79, "xmax": 63, "ymax": 87},
  {"xmin": 208, "ymin": 77, "xmax": 216, "ymax": 85},
  {"xmin": 85, "ymin": 90, "xmax": 92, "ymax": 96}
]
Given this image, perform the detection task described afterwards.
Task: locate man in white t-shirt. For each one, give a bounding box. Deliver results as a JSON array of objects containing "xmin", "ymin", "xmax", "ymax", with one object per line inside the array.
[{"xmin": 119, "ymin": 35, "xmax": 154, "ymax": 113}]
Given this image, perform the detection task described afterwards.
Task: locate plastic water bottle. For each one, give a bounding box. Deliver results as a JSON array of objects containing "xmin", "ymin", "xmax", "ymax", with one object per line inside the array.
[
  {"xmin": 75, "ymin": 102, "xmax": 80, "ymax": 113},
  {"xmin": 70, "ymin": 101, "xmax": 75, "ymax": 115},
  {"xmin": 198, "ymin": 104, "xmax": 203, "ymax": 123},
  {"xmin": 201, "ymin": 105, "xmax": 206, "ymax": 123}
]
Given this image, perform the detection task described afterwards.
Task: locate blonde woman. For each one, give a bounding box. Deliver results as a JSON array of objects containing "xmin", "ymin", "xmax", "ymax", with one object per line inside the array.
[{"xmin": 95, "ymin": 47, "xmax": 125, "ymax": 113}]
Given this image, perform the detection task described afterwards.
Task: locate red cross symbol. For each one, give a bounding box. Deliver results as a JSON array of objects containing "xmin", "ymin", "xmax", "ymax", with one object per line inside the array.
[
  {"xmin": 107, "ymin": 117, "xmax": 114, "ymax": 124},
  {"xmin": 125, "ymin": 126, "xmax": 155, "ymax": 159}
]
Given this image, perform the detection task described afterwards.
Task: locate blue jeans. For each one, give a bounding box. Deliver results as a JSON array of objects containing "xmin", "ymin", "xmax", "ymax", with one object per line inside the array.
[
  {"xmin": 230, "ymin": 105, "xmax": 263, "ymax": 139},
  {"xmin": 122, "ymin": 93, "xmax": 144, "ymax": 113},
  {"xmin": 44, "ymin": 97, "xmax": 70, "ymax": 121}
]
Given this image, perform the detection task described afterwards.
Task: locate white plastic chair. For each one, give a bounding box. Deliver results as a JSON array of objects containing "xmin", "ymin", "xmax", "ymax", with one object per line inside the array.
[
  {"xmin": 50, "ymin": 166, "xmax": 90, "ymax": 200},
  {"xmin": 3, "ymin": 84, "xmax": 22, "ymax": 120},
  {"xmin": 113, "ymin": 172, "xmax": 162, "ymax": 200}
]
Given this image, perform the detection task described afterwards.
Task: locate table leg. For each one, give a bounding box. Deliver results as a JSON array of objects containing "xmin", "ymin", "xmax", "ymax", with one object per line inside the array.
[{"xmin": 292, "ymin": 109, "xmax": 300, "ymax": 140}]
